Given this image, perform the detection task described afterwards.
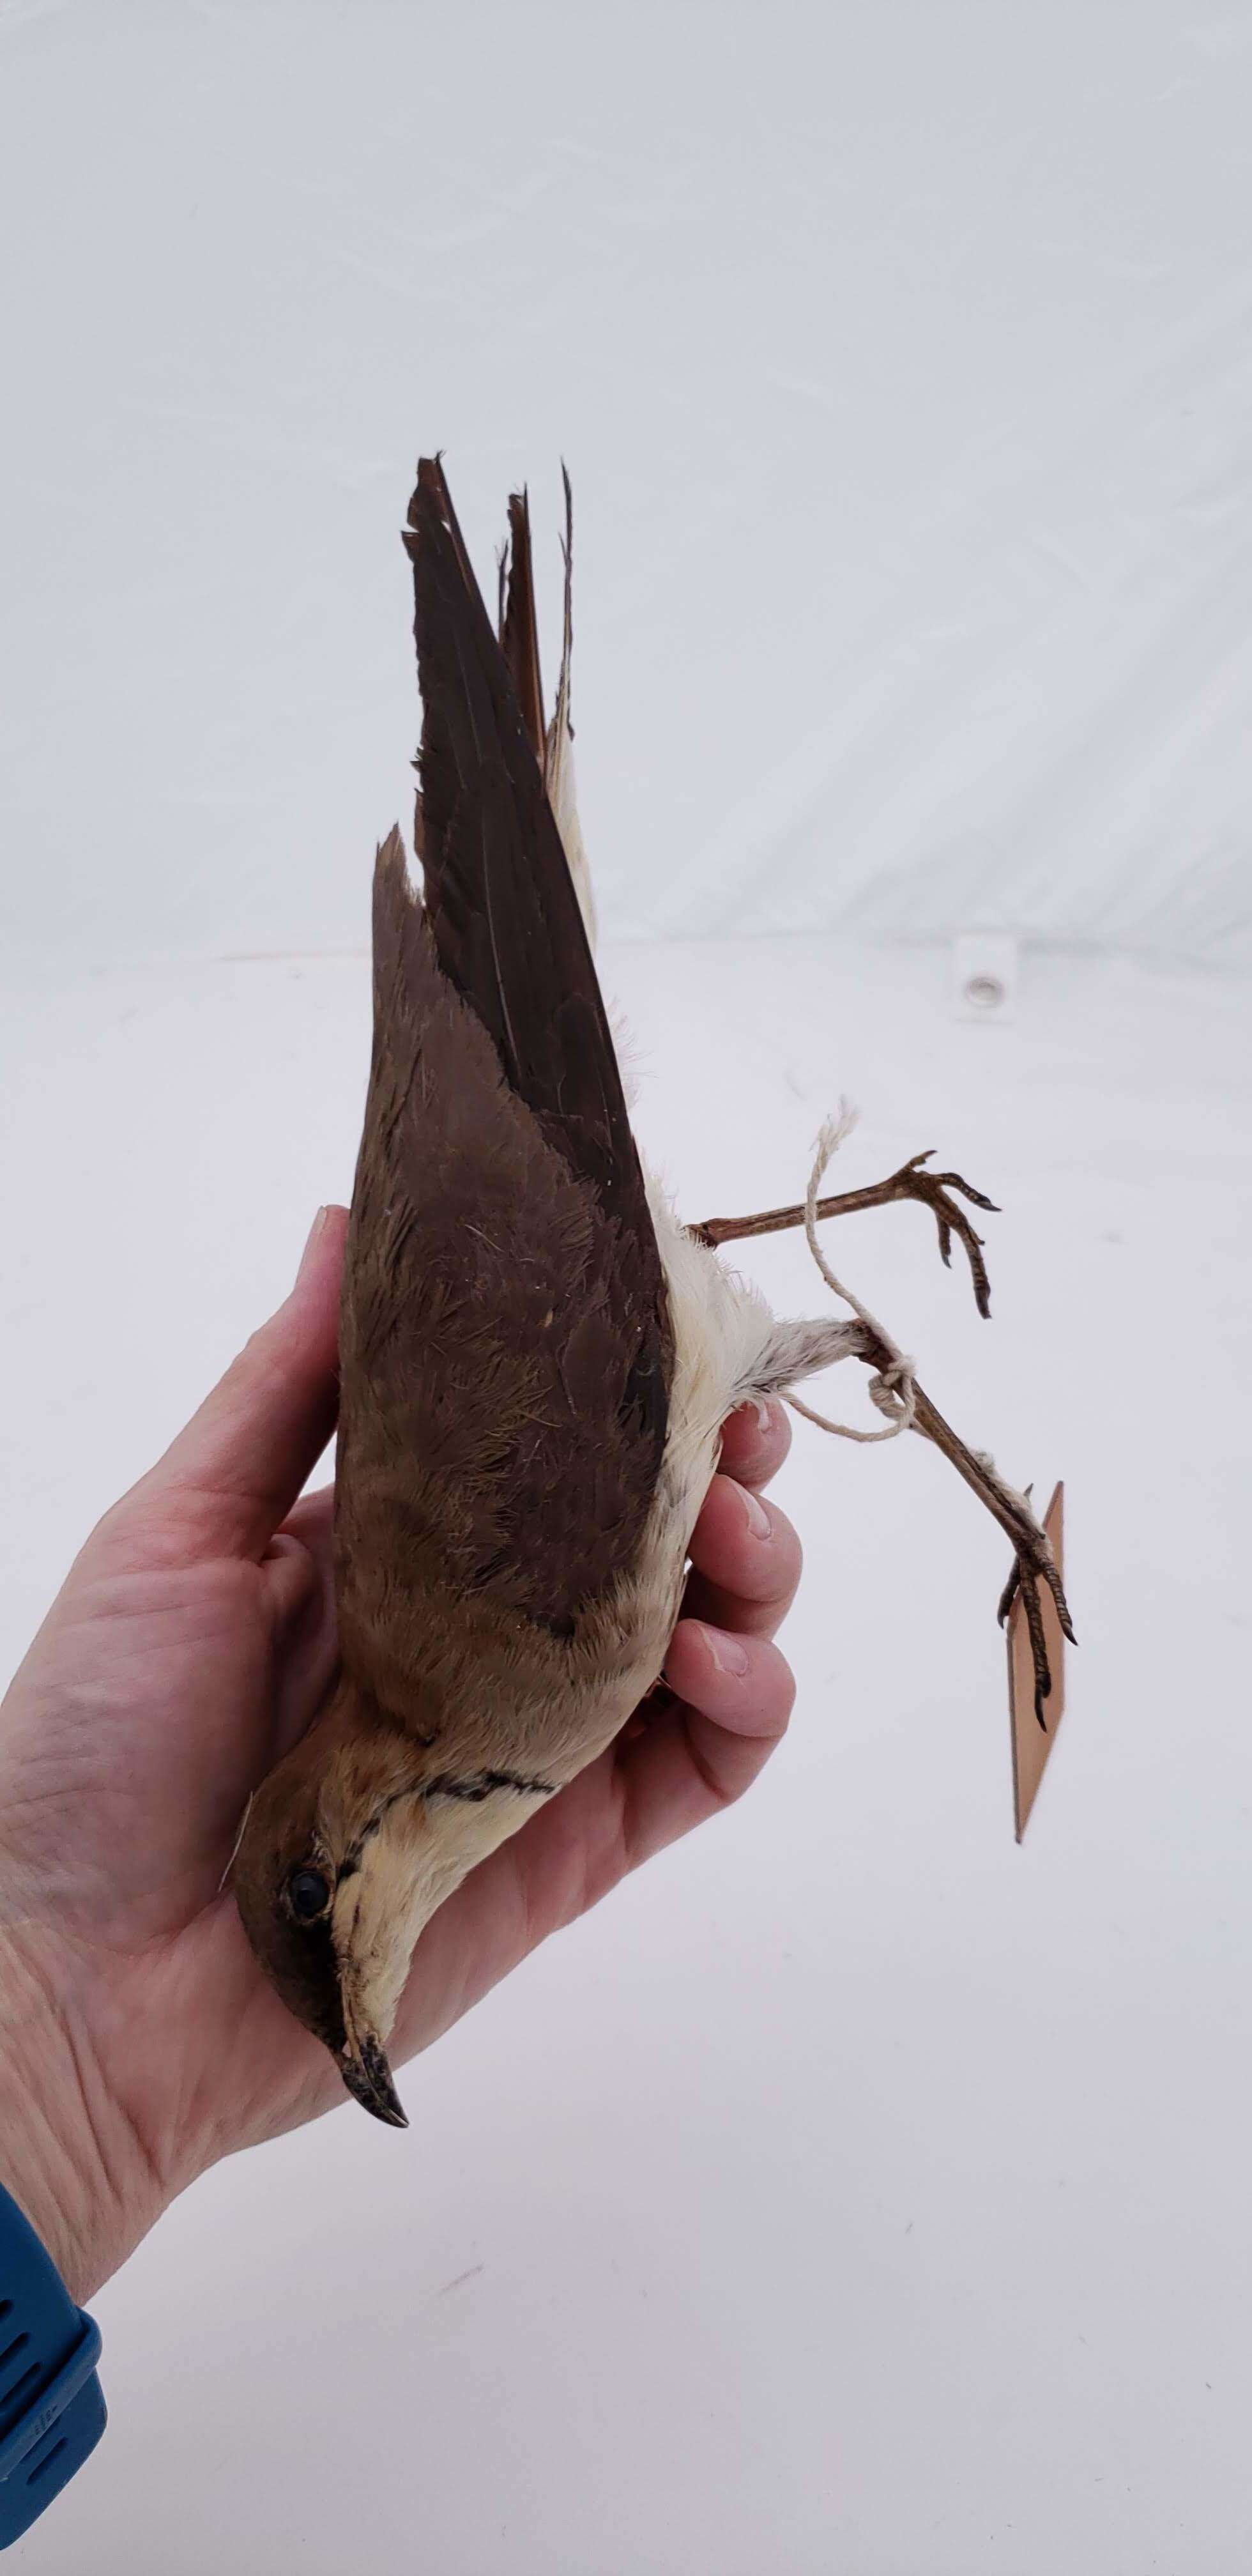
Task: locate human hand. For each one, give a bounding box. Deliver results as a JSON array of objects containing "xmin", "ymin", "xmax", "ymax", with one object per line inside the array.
[{"xmin": 0, "ymin": 1209, "xmax": 802, "ymax": 2301}]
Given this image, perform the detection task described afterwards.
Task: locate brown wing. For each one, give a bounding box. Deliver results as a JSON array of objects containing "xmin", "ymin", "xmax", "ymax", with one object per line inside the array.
[
  {"xmin": 403, "ymin": 456, "xmax": 667, "ymax": 1446},
  {"xmin": 336, "ymin": 461, "xmax": 669, "ymax": 1662},
  {"xmin": 403, "ymin": 458, "xmax": 653, "ymax": 1251},
  {"xmin": 337, "ymin": 834, "xmax": 669, "ymax": 1659}
]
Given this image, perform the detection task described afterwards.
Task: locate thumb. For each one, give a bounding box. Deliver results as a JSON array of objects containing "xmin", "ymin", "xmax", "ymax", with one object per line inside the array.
[{"xmin": 98, "ymin": 1206, "xmax": 349, "ymax": 1568}]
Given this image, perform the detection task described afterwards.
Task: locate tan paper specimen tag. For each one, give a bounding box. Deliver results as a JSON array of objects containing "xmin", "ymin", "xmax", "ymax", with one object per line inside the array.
[{"xmin": 1008, "ymin": 1482, "xmax": 1066, "ymax": 1841}]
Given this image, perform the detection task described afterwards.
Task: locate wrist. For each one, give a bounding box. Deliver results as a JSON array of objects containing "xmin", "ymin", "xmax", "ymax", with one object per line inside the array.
[{"xmin": 0, "ymin": 1931, "xmax": 166, "ymax": 2305}]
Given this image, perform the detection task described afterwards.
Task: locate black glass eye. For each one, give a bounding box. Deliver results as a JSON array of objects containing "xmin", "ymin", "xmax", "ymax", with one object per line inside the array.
[{"xmin": 287, "ymin": 1866, "xmax": 331, "ymax": 1922}]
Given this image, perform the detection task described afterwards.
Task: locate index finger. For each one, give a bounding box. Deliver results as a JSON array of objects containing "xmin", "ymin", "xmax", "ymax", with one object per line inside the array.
[{"xmin": 717, "ymin": 1397, "xmax": 792, "ymax": 1491}]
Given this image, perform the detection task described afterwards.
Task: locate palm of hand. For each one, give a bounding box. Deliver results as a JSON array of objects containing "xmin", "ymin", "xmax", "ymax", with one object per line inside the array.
[{"xmin": 0, "ymin": 1211, "xmax": 801, "ymax": 2299}]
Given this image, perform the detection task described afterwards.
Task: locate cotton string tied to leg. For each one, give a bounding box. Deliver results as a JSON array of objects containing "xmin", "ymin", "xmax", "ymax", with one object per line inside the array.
[{"xmin": 786, "ymin": 1107, "xmax": 920, "ymax": 1444}]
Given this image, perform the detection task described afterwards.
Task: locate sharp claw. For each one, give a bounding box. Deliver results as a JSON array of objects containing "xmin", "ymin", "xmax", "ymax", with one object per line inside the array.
[
  {"xmin": 938, "ymin": 1170, "xmax": 1000, "ymax": 1214},
  {"xmin": 936, "ymin": 1217, "xmax": 953, "ymax": 1269},
  {"xmin": 968, "ymin": 1248, "xmax": 992, "ymax": 1321}
]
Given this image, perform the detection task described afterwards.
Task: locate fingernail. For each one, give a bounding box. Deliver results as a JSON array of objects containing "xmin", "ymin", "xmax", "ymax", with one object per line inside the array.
[
  {"xmin": 702, "ymin": 1624, "xmax": 750, "ymax": 1676},
  {"xmin": 754, "ymin": 1398, "xmax": 775, "ymax": 1438},
  {"xmin": 737, "ymin": 1481, "xmax": 772, "ymax": 1540},
  {"xmin": 296, "ymin": 1207, "xmax": 331, "ymax": 1284}
]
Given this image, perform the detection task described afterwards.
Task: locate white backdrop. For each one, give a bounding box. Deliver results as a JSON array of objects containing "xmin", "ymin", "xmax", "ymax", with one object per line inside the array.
[
  {"xmin": 3, "ymin": 10, "xmax": 1252, "ymax": 2574},
  {"xmin": 2, "ymin": 0, "xmax": 1250, "ymax": 972}
]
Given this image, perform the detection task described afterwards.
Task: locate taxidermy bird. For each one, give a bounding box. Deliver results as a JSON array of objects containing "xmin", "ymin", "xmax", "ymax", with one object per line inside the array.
[{"xmin": 234, "ymin": 458, "xmax": 1073, "ymax": 2124}]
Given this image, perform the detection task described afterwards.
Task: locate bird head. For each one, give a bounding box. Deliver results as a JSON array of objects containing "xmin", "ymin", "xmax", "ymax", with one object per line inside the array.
[{"xmin": 232, "ymin": 1682, "xmax": 456, "ymax": 2129}]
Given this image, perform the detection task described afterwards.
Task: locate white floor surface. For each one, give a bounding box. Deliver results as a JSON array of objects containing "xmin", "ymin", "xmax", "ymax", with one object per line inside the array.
[{"xmin": 1, "ymin": 936, "xmax": 1249, "ymax": 2573}]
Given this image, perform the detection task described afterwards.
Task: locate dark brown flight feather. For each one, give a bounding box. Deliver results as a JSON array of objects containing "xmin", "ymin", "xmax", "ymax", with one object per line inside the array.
[
  {"xmin": 403, "ymin": 460, "xmax": 657, "ymax": 1269},
  {"xmin": 333, "ymin": 461, "xmax": 671, "ymax": 1679},
  {"xmin": 499, "ymin": 488, "xmax": 546, "ymax": 767}
]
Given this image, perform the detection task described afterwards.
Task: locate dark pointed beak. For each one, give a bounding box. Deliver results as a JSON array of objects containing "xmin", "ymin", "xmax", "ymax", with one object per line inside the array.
[{"xmin": 339, "ymin": 2032, "xmax": 408, "ymax": 2129}]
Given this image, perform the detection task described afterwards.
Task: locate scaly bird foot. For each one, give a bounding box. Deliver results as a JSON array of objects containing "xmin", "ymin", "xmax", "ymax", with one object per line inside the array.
[
  {"xmin": 691, "ymin": 1151, "xmax": 998, "ymax": 1317},
  {"xmin": 996, "ymin": 1511, "xmax": 1076, "ymax": 1728},
  {"xmin": 887, "ymin": 1151, "xmax": 998, "ymax": 1319}
]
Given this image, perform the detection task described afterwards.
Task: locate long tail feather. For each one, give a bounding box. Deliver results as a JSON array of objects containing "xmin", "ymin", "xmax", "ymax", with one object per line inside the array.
[
  {"xmin": 498, "ymin": 488, "xmax": 546, "ymax": 767},
  {"xmin": 543, "ymin": 465, "xmax": 597, "ymax": 951}
]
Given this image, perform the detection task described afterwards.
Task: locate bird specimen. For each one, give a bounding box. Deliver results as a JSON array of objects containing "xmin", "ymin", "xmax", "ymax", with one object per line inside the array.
[{"xmin": 234, "ymin": 459, "xmax": 1073, "ymax": 2125}]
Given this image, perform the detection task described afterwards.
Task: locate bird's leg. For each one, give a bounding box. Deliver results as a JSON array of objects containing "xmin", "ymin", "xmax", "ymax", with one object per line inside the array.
[
  {"xmin": 844, "ymin": 1322, "xmax": 1075, "ymax": 1724},
  {"xmin": 691, "ymin": 1149, "xmax": 1069, "ymax": 1711},
  {"xmin": 691, "ymin": 1152, "xmax": 999, "ymax": 1318}
]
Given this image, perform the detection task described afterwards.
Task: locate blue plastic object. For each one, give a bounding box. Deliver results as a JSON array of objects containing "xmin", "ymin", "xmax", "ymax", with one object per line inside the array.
[{"xmin": 0, "ymin": 2187, "xmax": 105, "ymax": 2546}]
